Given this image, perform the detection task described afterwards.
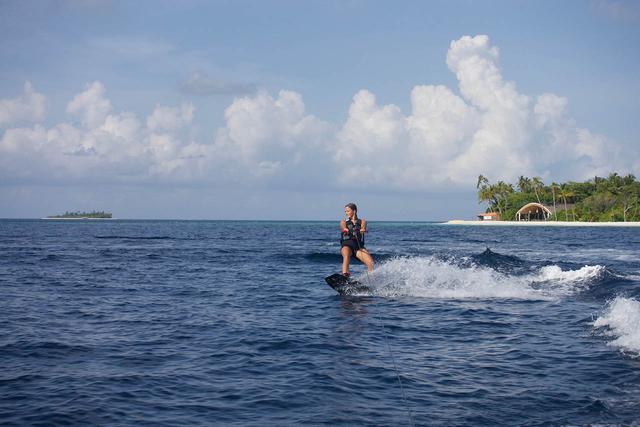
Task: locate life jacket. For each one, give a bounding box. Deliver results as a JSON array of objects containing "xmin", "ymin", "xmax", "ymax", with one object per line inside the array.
[{"xmin": 341, "ymin": 218, "xmax": 364, "ymax": 246}]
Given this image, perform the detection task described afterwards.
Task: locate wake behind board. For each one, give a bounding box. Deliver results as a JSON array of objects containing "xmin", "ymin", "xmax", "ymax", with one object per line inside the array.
[{"xmin": 325, "ymin": 273, "xmax": 371, "ymax": 295}]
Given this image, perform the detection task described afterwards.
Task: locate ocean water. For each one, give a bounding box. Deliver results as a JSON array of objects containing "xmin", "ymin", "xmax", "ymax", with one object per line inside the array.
[{"xmin": 1, "ymin": 219, "xmax": 640, "ymax": 426}]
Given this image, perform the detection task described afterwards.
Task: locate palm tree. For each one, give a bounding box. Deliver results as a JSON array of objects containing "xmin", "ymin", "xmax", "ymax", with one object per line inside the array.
[
  {"xmin": 622, "ymin": 174, "xmax": 636, "ymax": 186},
  {"xmin": 607, "ymin": 172, "xmax": 622, "ymax": 191},
  {"xmin": 500, "ymin": 181, "xmax": 515, "ymax": 219},
  {"xmin": 477, "ymin": 174, "xmax": 489, "ymax": 190},
  {"xmin": 477, "ymin": 174, "xmax": 500, "ymax": 216},
  {"xmin": 631, "ymin": 181, "xmax": 640, "ymax": 221},
  {"xmin": 558, "ymin": 184, "xmax": 575, "ymax": 221},
  {"xmin": 517, "ymin": 176, "xmax": 531, "ymax": 193},
  {"xmin": 531, "ymin": 177, "xmax": 544, "ymax": 204},
  {"xmin": 478, "ymin": 184, "xmax": 494, "ymax": 209},
  {"xmin": 550, "ymin": 182, "xmax": 559, "ymax": 221},
  {"xmin": 492, "ymin": 188, "xmax": 503, "ymax": 216},
  {"xmin": 592, "ymin": 176, "xmax": 604, "ymax": 192},
  {"xmin": 488, "ymin": 183, "xmax": 504, "ymax": 218},
  {"xmin": 618, "ymin": 174, "xmax": 638, "ymax": 222}
]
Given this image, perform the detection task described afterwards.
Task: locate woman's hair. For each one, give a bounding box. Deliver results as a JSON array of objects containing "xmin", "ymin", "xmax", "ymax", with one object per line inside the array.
[{"xmin": 345, "ymin": 203, "xmax": 358, "ymax": 218}]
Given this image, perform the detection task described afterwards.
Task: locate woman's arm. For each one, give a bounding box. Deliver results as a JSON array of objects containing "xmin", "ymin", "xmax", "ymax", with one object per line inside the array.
[{"xmin": 360, "ymin": 219, "xmax": 368, "ymax": 233}]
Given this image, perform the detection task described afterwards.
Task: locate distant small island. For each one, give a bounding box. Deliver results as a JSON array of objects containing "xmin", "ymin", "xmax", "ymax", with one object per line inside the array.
[{"xmin": 47, "ymin": 211, "xmax": 113, "ymax": 219}]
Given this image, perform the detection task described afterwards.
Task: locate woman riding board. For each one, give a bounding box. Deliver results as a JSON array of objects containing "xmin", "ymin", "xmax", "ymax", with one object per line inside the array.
[{"xmin": 340, "ymin": 203, "xmax": 374, "ymax": 276}]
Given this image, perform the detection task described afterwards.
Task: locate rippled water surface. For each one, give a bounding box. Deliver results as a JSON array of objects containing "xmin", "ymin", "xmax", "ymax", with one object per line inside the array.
[{"xmin": 1, "ymin": 219, "xmax": 640, "ymax": 426}]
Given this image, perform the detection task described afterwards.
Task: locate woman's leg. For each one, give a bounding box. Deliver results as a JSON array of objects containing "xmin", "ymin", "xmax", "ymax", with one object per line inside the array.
[
  {"xmin": 355, "ymin": 249, "xmax": 374, "ymax": 272},
  {"xmin": 341, "ymin": 246, "xmax": 352, "ymax": 274}
]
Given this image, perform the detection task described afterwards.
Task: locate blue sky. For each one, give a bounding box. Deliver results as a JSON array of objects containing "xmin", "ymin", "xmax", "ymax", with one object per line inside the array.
[{"xmin": 1, "ymin": 0, "xmax": 639, "ymax": 220}]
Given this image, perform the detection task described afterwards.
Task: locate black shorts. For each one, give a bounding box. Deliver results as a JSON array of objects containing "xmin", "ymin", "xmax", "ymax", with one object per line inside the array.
[{"xmin": 341, "ymin": 239, "xmax": 364, "ymax": 256}]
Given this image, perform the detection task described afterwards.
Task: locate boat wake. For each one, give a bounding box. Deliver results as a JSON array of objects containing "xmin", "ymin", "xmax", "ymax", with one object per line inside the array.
[
  {"xmin": 594, "ymin": 297, "xmax": 640, "ymax": 357},
  {"xmin": 346, "ymin": 249, "xmax": 640, "ymax": 357},
  {"xmin": 355, "ymin": 253, "xmax": 606, "ymax": 301}
]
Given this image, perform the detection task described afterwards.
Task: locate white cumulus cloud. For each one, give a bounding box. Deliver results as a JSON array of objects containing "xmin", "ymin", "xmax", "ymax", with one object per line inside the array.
[
  {"xmin": 1, "ymin": 81, "xmax": 203, "ymax": 183},
  {"xmin": 66, "ymin": 81, "xmax": 112, "ymax": 128},
  {"xmin": 332, "ymin": 34, "xmax": 626, "ymax": 190},
  {"xmin": 333, "ymin": 35, "xmax": 533, "ymax": 189},
  {"xmin": 446, "ymin": 35, "xmax": 532, "ymax": 183},
  {"xmin": 212, "ymin": 90, "xmax": 332, "ymax": 182},
  {"xmin": 533, "ymin": 93, "xmax": 621, "ymax": 180},
  {"xmin": 0, "ymin": 82, "xmax": 46, "ymax": 127},
  {"xmin": 0, "ymin": 35, "xmax": 635, "ymax": 190},
  {"xmin": 147, "ymin": 103, "xmax": 194, "ymax": 131}
]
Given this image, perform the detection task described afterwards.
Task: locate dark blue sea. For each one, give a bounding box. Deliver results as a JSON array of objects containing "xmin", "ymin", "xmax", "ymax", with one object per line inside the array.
[{"xmin": 1, "ymin": 219, "xmax": 640, "ymax": 426}]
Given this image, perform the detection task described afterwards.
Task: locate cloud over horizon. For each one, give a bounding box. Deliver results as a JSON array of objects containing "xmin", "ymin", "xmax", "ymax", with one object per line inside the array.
[{"xmin": 0, "ymin": 35, "xmax": 634, "ymax": 191}]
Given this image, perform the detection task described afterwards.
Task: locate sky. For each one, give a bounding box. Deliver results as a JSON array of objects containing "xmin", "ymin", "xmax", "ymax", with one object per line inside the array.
[{"xmin": 1, "ymin": 0, "xmax": 639, "ymax": 220}]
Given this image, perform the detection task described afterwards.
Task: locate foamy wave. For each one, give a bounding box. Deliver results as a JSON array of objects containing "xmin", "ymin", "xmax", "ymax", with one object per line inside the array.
[
  {"xmin": 358, "ymin": 256, "xmax": 604, "ymax": 300},
  {"xmin": 594, "ymin": 297, "xmax": 640, "ymax": 356},
  {"xmin": 526, "ymin": 265, "xmax": 606, "ymax": 298},
  {"xmin": 625, "ymin": 273, "xmax": 640, "ymax": 282},
  {"xmin": 535, "ymin": 265, "xmax": 604, "ymax": 283}
]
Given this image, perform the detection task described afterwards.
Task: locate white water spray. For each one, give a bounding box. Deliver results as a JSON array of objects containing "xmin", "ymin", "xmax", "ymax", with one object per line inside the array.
[
  {"xmin": 594, "ymin": 297, "xmax": 640, "ymax": 356},
  {"xmin": 356, "ymin": 256, "xmax": 604, "ymax": 300}
]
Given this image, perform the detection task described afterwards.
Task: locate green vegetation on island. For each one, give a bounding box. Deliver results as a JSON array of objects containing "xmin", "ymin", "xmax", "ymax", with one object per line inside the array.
[
  {"xmin": 477, "ymin": 173, "xmax": 640, "ymax": 222},
  {"xmin": 47, "ymin": 211, "xmax": 113, "ymax": 219}
]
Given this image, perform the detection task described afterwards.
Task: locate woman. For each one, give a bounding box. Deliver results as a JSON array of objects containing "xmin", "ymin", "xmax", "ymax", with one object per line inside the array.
[{"xmin": 340, "ymin": 203, "xmax": 374, "ymax": 276}]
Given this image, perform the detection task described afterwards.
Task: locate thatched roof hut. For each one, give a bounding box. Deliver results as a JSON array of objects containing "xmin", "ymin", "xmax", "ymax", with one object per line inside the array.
[{"xmin": 516, "ymin": 203, "xmax": 552, "ymax": 221}]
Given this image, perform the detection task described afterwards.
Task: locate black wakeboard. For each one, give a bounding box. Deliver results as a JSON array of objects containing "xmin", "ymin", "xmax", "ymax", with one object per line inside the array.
[{"xmin": 325, "ymin": 273, "xmax": 370, "ymax": 295}]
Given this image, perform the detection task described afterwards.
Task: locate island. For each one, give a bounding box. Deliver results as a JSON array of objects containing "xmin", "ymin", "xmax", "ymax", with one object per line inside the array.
[
  {"xmin": 46, "ymin": 211, "xmax": 113, "ymax": 219},
  {"xmin": 448, "ymin": 173, "xmax": 640, "ymax": 226}
]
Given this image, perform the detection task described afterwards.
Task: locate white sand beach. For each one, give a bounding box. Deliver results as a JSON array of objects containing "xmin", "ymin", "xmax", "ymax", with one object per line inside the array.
[{"xmin": 445, "ymin": 220, "xmax": 640, "ymax": 227}]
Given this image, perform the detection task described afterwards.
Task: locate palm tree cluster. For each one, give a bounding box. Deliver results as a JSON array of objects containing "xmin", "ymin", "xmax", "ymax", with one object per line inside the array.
[
  {"xmin": 48, "ymin": 211, "xmax": 112, "ymax": 219},
  {"xmin": 477, "ymin": 173, "xmax": 640, "ymax": 222}
]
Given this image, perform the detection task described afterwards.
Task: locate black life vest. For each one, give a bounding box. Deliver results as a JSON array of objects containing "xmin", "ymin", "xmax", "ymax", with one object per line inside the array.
[{"xmin": 341, "ymin": 218, "xmax": 364, "ymax": 246}]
